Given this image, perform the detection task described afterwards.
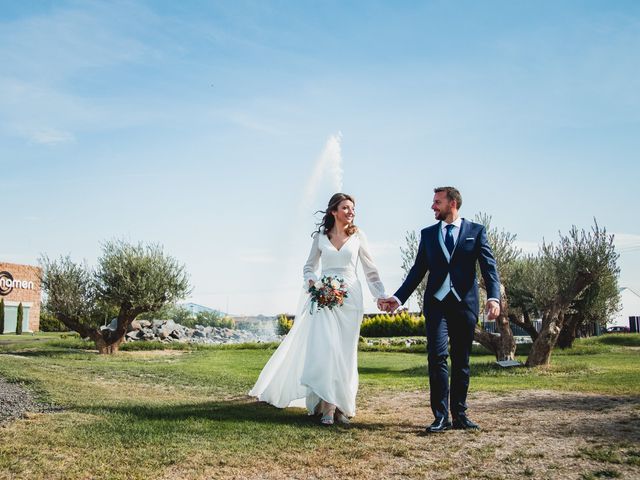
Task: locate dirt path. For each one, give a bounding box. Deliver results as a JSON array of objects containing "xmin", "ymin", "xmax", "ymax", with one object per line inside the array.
[{"xmin": 208, "ymin": 389, "xmax": 640, "ymax": 479}]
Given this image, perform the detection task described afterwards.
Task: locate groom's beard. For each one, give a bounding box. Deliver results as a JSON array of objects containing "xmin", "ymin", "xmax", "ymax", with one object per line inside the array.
[{"xmin": 435, "ymin": 211, "xmax": 447, "ymax": 221}]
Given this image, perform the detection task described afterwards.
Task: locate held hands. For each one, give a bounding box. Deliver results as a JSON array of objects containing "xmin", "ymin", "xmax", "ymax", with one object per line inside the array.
[
  {"xmin": 377, "ymin": 297, "xmax": 400, "ymax": 313},
  {"xmin": 486, "ymin": 300, "xmax": 500, "ymax": 320}
]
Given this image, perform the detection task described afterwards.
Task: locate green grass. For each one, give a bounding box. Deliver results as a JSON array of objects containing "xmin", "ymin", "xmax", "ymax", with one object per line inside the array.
[{"xmin": 0, "ymin": 334, "xmax": 638, "ymax": 479}]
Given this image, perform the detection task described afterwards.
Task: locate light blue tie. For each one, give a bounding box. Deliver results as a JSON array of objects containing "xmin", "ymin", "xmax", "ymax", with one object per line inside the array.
[{"xmin": 445, "ymin": 224, "xmax": 455, "ymax": 255}]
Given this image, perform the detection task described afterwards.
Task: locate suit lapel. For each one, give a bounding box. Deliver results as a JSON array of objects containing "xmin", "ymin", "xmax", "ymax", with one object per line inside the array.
[{"xmin": 451, "ymin": 218, "xmax": 468, "ymax": 261}]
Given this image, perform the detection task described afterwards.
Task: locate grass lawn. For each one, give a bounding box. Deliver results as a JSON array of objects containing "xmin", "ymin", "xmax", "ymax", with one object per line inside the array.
[{"xmin": 0, "ymin": 334, "xmax": 639, "ymax": 479}]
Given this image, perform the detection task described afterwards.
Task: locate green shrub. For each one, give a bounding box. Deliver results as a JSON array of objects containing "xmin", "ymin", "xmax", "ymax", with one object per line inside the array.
[
  {"xmin": 16, "ymin": 303, "xmax": 23, "ymax": 335},
  {"xmin": 46, "ymin": 337, "xmax": 95, "ymax": 350},
  {"xmin": 0, "ymin": 298, "xmax": 4, "ymax": 334},
  {"xmin": 360, "ymin": 312, "xmax": 425, "ymax": 337},
  {"xmin": 277, "ymin": 314, "xmax": 293, "ymax": 335},
  {"xmin": 201, "ymin": 311, "xmax": 235, "ymax": 328},
  {"xmin": 39, "ymin": 311, "xmax": 70, "ymax": 332}
]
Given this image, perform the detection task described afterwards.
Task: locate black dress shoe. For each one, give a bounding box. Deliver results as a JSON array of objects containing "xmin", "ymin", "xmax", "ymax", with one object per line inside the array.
[
  {"xmin": 452, "ymin": 415, "xmax": 480, "ymax": 430},
  {"xmin": 424, "ymin": 417, "xmax": 452, "ymax": 433}
]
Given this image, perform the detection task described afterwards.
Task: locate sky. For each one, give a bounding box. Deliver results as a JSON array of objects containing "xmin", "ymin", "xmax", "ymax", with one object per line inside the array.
[{"xmin": 2, "ymin": 0, "xmax": 639, "ymax": 315}]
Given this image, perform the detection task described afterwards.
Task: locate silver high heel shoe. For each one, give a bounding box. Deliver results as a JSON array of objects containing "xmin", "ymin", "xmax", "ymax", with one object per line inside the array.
[{"xmin": 320, "ymin": 404, "xmax": 336, "ymax": 425}]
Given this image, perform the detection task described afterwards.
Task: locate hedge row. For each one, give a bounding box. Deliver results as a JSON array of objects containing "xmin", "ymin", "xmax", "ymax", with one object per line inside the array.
[
  {"xmin": 360, "ymin": 312, "xmax": 425, "ymax": 337},
  {"xmin": 277, "ymin": 311, "xmax": 425, "ymax": 337}
]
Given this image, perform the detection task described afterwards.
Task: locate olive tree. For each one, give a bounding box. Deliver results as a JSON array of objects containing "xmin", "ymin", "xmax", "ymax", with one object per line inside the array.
[
  {"xmin": 40, "ymin": 240, "xmax": 190, "ymax": 354},
  {"xmin": 521, "ymin": 222, "xmax": 618, "ymax": 366},
  {"xmin": 556, "ymin": 267, "xmax": 620, "ymax": 348}
]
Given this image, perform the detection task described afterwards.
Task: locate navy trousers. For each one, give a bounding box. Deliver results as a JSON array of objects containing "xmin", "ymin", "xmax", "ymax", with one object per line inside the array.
[{"xmin": 425, "ymin": 293, "xmax": 477, "ymax": 420}]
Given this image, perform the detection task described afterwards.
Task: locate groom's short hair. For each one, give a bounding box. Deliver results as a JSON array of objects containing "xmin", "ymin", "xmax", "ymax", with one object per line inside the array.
[{"xmin": 434, "ymin": 186, "xmax": 462, "ymax": 209}]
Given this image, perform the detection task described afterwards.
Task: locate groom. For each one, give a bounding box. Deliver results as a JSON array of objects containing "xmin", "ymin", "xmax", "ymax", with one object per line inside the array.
[{"xmin": 379, "ymin": 186, "xmax": 501, "ymax": 433}]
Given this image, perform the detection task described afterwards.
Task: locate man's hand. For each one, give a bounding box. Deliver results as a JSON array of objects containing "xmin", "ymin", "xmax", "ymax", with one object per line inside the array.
[
  {"xmin": 486, "ymin": 300, "xmax": 500, "ymax": 320},
  {"xmin": 377, "ymin": 297, "xmax": 400, "ymax": 313}
]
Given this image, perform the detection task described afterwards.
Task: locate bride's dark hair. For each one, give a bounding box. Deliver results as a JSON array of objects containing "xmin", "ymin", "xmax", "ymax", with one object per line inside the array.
[{"xmin": 314, "ymin": 193, "xmax": 358, "ymax": 238}]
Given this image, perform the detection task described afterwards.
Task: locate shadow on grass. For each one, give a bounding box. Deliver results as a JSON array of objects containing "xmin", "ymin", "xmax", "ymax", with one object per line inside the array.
[
  {"xmin": 361, "ymin": 362, "xmax": 532, "ymax": 378},
  {"xmin": 0, "ymin": 349, "xmax": 96, "ymax": 359},
  {"xmin": 76, "ymin": 398, "xmax": 390, "ymax": 432}
]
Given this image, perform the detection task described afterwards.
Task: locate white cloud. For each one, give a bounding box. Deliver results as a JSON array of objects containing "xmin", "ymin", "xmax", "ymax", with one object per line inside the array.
[
  {"xmin": 227, "ymin": 111, "xmax": 283, "ymax": 135},
  {"xmin": 0, "ymin": 3, "xmax": 164, "ymax": 143},
  {"xmin": 29, "ymin": 128, "xmax": 75, "ymax": 145}
]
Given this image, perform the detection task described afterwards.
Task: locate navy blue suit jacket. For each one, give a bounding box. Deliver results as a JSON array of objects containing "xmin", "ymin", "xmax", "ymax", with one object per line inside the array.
[{"xmin": 394, "ymin": 219, "xmax": 501, "ymax": 317}]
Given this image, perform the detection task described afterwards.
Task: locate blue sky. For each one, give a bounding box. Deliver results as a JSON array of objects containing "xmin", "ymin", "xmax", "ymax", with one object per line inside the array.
[{"xmin": 2, "ymin": 1, "xmax": 639, "ymax": 315}]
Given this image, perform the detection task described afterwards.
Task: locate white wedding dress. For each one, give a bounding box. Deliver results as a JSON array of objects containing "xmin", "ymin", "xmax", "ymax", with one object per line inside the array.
[{"xmin": 249, "ymin": 229, "xmax": 386, "ymax": 417}]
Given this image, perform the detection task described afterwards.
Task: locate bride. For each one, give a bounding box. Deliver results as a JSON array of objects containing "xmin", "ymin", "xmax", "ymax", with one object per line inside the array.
[{"xmin": 249, "ymin": 193, "xmax": 387, "ymax": 425}]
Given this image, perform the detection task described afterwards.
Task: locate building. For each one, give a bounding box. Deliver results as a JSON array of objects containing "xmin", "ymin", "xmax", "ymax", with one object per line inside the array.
[
  {"xmin": 0, "ymin": 262, "xmax": 42, "ymax": 333},
  {"xmin": 608, "ymin": 287, "xmax": 640, "ymax": 332},
  {"xmin": 180, "ymin": 302, "xmax": 221, "ymax": 315}
]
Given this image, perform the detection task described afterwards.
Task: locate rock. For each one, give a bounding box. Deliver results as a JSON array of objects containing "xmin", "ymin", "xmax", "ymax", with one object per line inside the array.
[
  {"xmin": 91, "ymin": 317, "xmax": 283, "ymax": 346},
  {"xmin": 100, "ymin": 318, "xmax": 118, "ymax": 332},
  {"xmin": 126, "ymin": 331, "xmax": 141, "ymax": 340},
  {"xmin": 130, "ymin": 320, "xmax": 142, "ymax": 331}
]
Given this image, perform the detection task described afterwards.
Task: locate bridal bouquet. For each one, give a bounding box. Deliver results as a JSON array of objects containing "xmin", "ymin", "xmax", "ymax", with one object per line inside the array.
[{"xmin": 308, "ymin": 276, "xmax": 349, "ymax": 313}]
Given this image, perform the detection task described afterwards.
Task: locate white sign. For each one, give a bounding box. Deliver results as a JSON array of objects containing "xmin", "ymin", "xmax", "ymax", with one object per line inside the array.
[{"xmin": 0, "ymin": 271, "xmax": 35, "ymax": 296}]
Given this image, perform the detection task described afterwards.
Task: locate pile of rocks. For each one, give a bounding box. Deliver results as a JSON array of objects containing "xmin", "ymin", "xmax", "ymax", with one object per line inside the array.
[
  {"xmin": 123, "ymin": 319, "xmax": 282, "ymax": 345},
  {"xmin": 362, "ymin": 337, "xmax": 426, "ymax": 347}
]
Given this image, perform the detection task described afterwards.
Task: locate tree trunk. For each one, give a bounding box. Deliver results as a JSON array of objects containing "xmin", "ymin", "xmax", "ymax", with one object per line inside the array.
[
  {"xmin": 557, "ymin": 314, "xmax": 582, "ymax": 349},
  {"xmin": 474, "ymin": 325, "xmax": 499, "ymax": 356},
  {"xmin": 95, "ymin": 335, "xmax": 125, "ymax": 354},
  {"xmin": 473, "ymin": 288, "xmax": 516, "ymax": 361},
  {"xmin": 525, "ymin": 271, "xmax": 593, "ymax": 367},
  {"xmin": 94, "ymin": 309, "xmax": 141, "ymax": 354},
  {"xmin": 494, "ymin": 312, "xmax": 516, "ymax": 361},
  {"xmin": 526, "ymin": 311, "xmax": 563, "ymax": 367}
]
